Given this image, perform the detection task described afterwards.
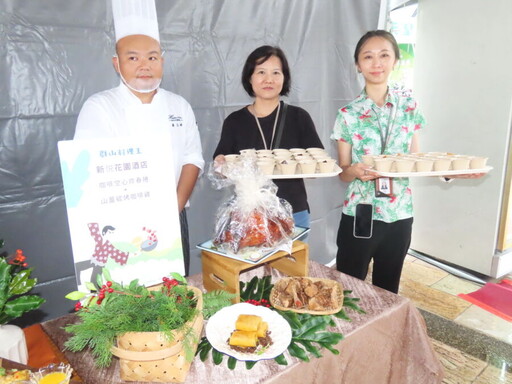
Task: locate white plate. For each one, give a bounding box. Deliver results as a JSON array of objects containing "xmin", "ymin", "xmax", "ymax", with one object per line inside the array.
[
  {"xmin": 205, "ymin": 303, "xmax": 292, "ymax": 361},
  {"xmin": 271, "ymin": 164, "xmax": 342, "ymax": 179},
  {"xmin": 373, "ymin": 166, "xmax": 492, "ymax": 178},
  {"xmin": 196, "ymin": 226, "xmax": 310, "ymax": 265}
]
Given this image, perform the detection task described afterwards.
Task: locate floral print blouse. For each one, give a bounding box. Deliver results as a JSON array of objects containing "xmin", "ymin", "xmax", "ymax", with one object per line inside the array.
[{"xmin": 331, "ymin": 87, "xmax": 426, "ymax": 223}]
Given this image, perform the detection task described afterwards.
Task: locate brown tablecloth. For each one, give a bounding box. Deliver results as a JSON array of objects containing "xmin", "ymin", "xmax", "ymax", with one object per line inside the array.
[{"xmin": 41, "ymin": 261, "xmax": 444, "ymax": 384}]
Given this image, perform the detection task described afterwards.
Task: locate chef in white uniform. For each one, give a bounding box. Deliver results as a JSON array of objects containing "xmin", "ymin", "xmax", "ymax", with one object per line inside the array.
[{"xmin": 74, "ymin": 0, "xmax": 204, "ymax": 275}]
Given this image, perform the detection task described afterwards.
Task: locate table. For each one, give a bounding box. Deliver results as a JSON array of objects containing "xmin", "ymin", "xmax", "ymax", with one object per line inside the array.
[
  {"xmin": 39, "ymin": 261, "xmax": 444, "ymax": 384},
  {"xmin": 202, "ymin": 240, "xmax": 309, "ymax": 302}
]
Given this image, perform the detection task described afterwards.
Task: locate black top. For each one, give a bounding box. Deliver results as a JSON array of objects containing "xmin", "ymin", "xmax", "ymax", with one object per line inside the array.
[{"xmin": 213, "ymin": 101, "xmax": 324, "ymax": 212}]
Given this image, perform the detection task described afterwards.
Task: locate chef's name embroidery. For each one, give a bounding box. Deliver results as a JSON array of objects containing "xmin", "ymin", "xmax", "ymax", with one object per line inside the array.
[{"xmin": 168, "ymin": 114, "xmax": 183, "ymax": 127}]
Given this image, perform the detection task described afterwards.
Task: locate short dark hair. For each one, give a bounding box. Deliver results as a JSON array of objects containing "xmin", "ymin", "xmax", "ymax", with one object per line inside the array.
[
  {"xmin": 102, "ymin": 225, "xmax": 115, "ymax": 236},
  {"xmin": 241, "ymin": 45, "xmax": 291, "ymax": 97},
  {"xmin": 354, "ymin": 30, "xmax": 400, "ymax": 63}
]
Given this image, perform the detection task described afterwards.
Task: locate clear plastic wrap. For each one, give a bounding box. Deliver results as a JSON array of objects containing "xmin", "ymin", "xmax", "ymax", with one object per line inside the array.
[{"xmin": 208, "ymin": 154, "xmax": 294, "ymax": 256}]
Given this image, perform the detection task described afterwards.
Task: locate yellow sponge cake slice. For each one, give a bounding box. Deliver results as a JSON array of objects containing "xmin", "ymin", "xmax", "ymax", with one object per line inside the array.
[
  {"xmin": 235, "ymin": 314, "xmax": 262, "ymax": 332},
  {"xmin": 229, "ymin": 330, "xmax": 258, "ymax": 347}
]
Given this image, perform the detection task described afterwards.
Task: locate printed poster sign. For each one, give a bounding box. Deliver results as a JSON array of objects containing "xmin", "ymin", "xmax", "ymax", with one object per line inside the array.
[{"xmin": 58, "ymin": 135, "xmax": 183, "ymax": 291}]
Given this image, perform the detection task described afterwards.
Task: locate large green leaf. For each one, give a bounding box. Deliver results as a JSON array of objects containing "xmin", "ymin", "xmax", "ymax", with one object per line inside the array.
[
  {"xmin": 1, "ymin": 295, "xmax": 45, "ymax": 323},
  {"xmin": 8, "ymin": 268, "xmax": 37, "ymax": 296},
  {"xmin": 0, "ymin": 261, "xmax": 12, "ymax": 307}
]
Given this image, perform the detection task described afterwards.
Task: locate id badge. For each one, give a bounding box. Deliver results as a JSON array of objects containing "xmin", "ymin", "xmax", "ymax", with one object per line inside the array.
[
  {"xmin": 375, "ymin": 177, "xmax": 394, "ymax": 198},
  {"xmin": 353, "ymin": 203, "xmax": 373, "ymax": 239}
]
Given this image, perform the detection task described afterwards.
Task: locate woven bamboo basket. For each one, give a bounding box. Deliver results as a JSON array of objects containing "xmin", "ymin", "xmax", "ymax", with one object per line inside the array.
[
  {"xmin": 270, "ymin": 277, "xmax": 344, "ymax": 315},
  {"xmin": 110, "ymin": 286, "xmax": 203, "ymax": 383}
]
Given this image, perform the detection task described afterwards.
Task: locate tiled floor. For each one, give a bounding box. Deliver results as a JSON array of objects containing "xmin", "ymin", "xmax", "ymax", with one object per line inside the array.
[{"xmin": 392, "ymin": 255, "xmax": 512, "ymax": 383}]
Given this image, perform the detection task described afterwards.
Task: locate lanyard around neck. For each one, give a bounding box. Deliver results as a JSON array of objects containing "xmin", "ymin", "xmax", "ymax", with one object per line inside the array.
[
  {"xmin": 252, "ymin": 102, "xmax": 281, "ymax": 150},
  {"xmin": 371, "ymin": 100, "xmax": 398, "ymax": 155}
]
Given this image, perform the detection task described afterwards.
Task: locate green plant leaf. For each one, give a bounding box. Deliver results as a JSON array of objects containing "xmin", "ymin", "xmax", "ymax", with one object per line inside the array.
[
  {"xmin": 170, "ymin": 272, "xmax": 187, "ymax": 284},
  {"xmin": 3, "ymin": 295, "xmax": 45, "ymax": 319},
  {"xmin": 128, "ymin": 279, "xmax": 139, "ymax": 291},
  {"xmin": 85, "ymin": 282, "xmax": 97, "ymax": 292},
  {"xmin": 65, "ymin": 291, "xmax": 87, "ymax": 301},
  {"xmin": 274, "ymin": 354, "xmax": 288, "ymax": 365},
  {"xmin": 227, "ymin": 356, "xmax": 237, "ymax": 370},
  {"xmin": 297, "ymin": 340, "xmax": 322, "ymax": 358},
  {"xmin": 96, "ymin": 274, "xmax": 103, "ymax": 287},
  {"xmin": 212, "ymin": 348, "xmax": 224, "ymax": 365},
  {"xmin": 0, "ymin": 261, "xmax": 12, "ymax": 307},
  {"xmin": 239, "ymin": 276, "xmax": 258, "ymax": 302},
  {"xmin": 197, "ymin": 338, "xmax": 212, "ymax": 361},
  {"xmin": 102, "ymin": 269, "xmax": 112, "ymax": 282},
  {"xmin": 288, "ymin": 341, "xmax": 309, "ymax": 362},
  {"xmin": 333, "ymin": 309, "xmax": 351, "ymax": 321},
  {"xmin": 343, "ymin": 298, "xmax": 365, "ymax": 313},
  {"xmin": 8, "ymin": 269, "xmax": 36, "ymax": 296},
  {"xmin": 202, "ymin": 290, "xmax": 236, "ymax": 320}
]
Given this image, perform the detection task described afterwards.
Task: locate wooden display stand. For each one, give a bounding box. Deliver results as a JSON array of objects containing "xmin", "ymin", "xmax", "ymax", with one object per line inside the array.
[{"xmin": 201, "ymin": 240, "xmax": 309, "ymax": 303}]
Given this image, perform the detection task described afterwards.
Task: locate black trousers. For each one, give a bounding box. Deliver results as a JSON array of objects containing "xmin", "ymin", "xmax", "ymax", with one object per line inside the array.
[
  {"xmin": 179, "ymin": 209, "xmax": 190, "ymax": 276},
  {"xmin": 336, "ymin": 213, "xmax": 413, "ymax": 294}
]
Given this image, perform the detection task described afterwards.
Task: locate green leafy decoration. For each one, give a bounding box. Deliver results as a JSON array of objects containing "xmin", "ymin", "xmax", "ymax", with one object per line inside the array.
[
  {"xmin": 65, "ymin": 273, "xmax": 199, "ymax": 368},
  {"xmin": 196, "ymin": 276, "xmax": 365, "ymax": 369},
  {"xmin": 8, "ymin": 268, "xmax": 37, "ymax": 296},
  {"xmin": 64, "ymin": 270, "xmax": 233, "ymax": 368},
  {"xmin": 0, "ymin": 250, "xmax": 45, "ymax": 325},
  {"xmin": 202, "ymin": 290, "xmax": 236, "ymax": 320}
]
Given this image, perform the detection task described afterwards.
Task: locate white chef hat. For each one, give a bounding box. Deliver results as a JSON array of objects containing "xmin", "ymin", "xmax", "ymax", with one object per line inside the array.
[{"xmin": 112, "ymin": 0, "xmax": 160, "ymax": 42}]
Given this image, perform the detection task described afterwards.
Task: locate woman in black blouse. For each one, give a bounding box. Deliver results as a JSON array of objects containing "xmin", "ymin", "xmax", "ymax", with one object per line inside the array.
[{"xmin": 213, "ymin": 45, "xmax": 324, "ymax": 228}]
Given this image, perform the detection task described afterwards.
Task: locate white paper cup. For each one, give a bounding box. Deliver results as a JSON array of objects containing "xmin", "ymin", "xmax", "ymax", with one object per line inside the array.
[
  {"xmin": 318, "ymin": 159, "xmax": 336, "ymax": 173},
  {"xmin": 289, "ymin": 148, "xmax": 307, "ymax": 154},
  {"xmin": 433, "ymin": 157, "xmax": 452, "ymax": 171},
  {"xmin": 394, "ymin": 159, "xmax": 415, "ymax": 173},
  {"xmin": 470, "ymin": 156, "xmax": 488, "ymax": 169},
  {"xmin": 257, "ymin": 161, "xmax": 275, "ymax": 175},
  {"xmin": 373, "ymin": 158, "xmax": 393, "ymax": 172},
  {"xmin": 278, "ymin": 160, "xmax": 297, "ymax": 174},
  {"xmin": 298, "ymin": 160, "xmax": 317, "ymax": 174},
  {"xmin": 452, "ymin": 157, "xmax": 471, "ymax": 171},
  {"xmin": 415, "ymin": 159, "xmax": 434, "ymax": 172},
  {"xmin": 361, "ymin": 155, "xmax": 375, "ymax": 166},
  {"xmin": 272, "ymin": 148, "xmax": 290, "ymax": 155}
]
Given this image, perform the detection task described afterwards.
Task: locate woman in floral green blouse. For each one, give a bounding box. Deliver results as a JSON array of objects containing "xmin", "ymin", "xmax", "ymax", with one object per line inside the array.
[
  {"xmin": 330, "ymin": 30, "xmax": 422, "ymax": 293},
  {"xmin": 331, "ymin": 31, "xmax": 484, "ymax": 293}
]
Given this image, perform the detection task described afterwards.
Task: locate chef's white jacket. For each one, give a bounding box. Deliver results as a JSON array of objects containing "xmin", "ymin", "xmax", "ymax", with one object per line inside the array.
[{"xmin": 74, "ymin": 83, "xmax": 205, "ymax": 200}]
